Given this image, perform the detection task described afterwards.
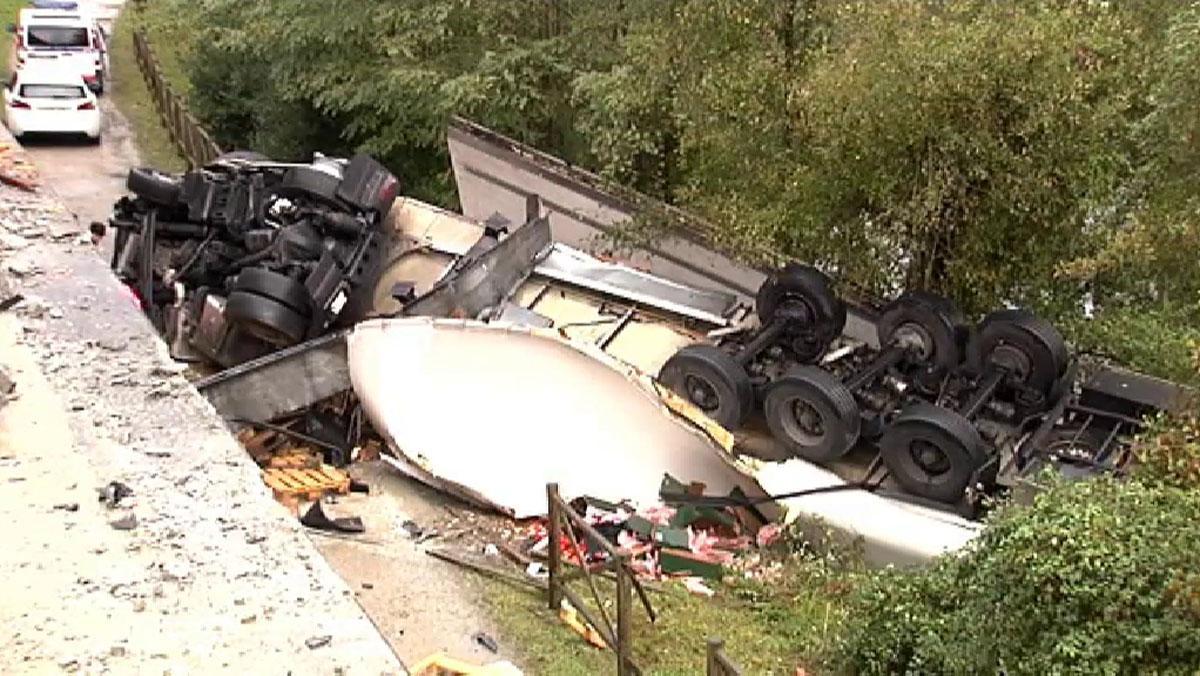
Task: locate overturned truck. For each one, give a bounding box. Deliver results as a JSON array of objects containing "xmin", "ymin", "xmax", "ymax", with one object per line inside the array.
[{"xmin": 105, "ymin": 120, "xmax": 1189, "ymax": 563}]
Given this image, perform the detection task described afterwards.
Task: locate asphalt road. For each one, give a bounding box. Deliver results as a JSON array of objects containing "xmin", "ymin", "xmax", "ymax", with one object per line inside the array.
[{"xmin": 17, "ymin": 0, "xmax": 136, "ymax": 240}]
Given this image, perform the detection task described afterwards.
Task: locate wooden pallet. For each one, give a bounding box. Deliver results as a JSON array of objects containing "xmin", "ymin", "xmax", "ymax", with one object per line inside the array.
[{"xmin": 262, "ymin": 464, "xmax": 351, "ymax": 503}]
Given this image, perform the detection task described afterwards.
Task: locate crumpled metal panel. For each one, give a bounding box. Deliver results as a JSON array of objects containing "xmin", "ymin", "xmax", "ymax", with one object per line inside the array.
[{"xmin": 534, "ymin": 243, "xmax": 738, "ymax": 325}]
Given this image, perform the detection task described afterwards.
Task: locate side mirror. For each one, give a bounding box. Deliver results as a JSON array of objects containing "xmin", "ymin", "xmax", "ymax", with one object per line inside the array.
[{"xmin": 5, "ymin": 24, "xmax": 15, "ymax": 34}]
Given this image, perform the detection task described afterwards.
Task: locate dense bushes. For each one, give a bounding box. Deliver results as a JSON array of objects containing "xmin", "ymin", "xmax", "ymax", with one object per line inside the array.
[{"xmin": 835, "ymin": 478, "xmax": 1200, "ymax": 674}]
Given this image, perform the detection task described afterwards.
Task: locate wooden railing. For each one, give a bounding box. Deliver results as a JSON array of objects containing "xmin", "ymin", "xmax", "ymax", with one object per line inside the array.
[
  {"xmin": 130, "ymin": 29, "xmax": 221, "ymax": 167},
  {"xmin": 546, "ymin": 483, "xmax": 657, "ymax": 675},
  {"xmin": 706, "ymin": 637, "xmax": 744, "ymax": 675}
]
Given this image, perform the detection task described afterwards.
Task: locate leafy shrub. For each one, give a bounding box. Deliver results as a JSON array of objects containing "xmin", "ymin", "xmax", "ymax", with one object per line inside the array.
[
  {"xmin": 835, "ymin": 478, "xmax": 1200, "ymax": 674},
  {"xmin": 1135, "ymin": 398, "xmax": 1200, "ymax": 490}
]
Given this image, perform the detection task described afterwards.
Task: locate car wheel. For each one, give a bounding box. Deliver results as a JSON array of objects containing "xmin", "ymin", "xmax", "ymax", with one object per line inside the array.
[
  {"xmin": 223, "ymin": 291, "xmax": 309, "ymax": 346},
  {"xmin": 755, "ymin": 263, "xmax": 845, "ymax": 362},
  {"xmin": 658, "ymin": 344, "xmax": 754, "ymax": 430},
  {"xmin": 880, "ymin": 402, "xmax": 990, "ymax": 504},
  {"xmin": 126, "ymin": 167, "xmax": 182, "ymax": 207},
  {"xmin": 232, "ymin": 268, "xmax": 313, "ymax": 316},
  {"xmin": 763, "ymin": 365, "xmax": 861, "ymax": 462},
  {"xmin": 967, "ymin": 309, "xmax": 1068, "ymax": 397},
  {"xmin": 877, "ymin": 291, "xmax": 968, "ymax": 372}
]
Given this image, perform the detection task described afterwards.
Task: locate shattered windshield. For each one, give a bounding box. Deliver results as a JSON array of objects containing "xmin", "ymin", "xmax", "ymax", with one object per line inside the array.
[{"xmin": 25, "ymin": 26, "xmax": 89, "ymax": 48}]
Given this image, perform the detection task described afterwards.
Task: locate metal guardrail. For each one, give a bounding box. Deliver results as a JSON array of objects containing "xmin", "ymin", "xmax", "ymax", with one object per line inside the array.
[{"xmin": 130, "ymin": 29, "xmax": 221, "ymax": 167}]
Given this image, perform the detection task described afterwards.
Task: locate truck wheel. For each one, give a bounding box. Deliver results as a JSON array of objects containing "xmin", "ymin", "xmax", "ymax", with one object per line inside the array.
[
  {"xmin": 658, "ymin": 344, "xmax": 754, "ymax": 430},
  {"xmin": 126, "ymin": 167, "xmax": 182, "ymax": 207},
  {"xmin": 967, "ymin": 309, "xmax": 1068, "ymax": 397},
  {"xmin": 880, "ymin": 403, "xmax": 989, "ymax": 504},
  {"xmin": 223, "ymin": 291, "xmax": 309, "ymax": 346},
  {"xmin": 755, "ymin": 263, "xmax": 845, "ymax": 362},
  {"xmin": 764, "ymin": 365, "xmax": 861, "ymax": 462},
  {"xmin": 877, "ymin": 291, "xmax": 967, "ymax": 372},
  {"xmin": 232, "ymin": 268, "xmax": 313, "ymax": 316}
]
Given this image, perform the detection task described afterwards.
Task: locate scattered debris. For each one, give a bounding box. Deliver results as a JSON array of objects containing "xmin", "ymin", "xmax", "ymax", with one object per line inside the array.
[
  {"xmin": 399, "ymin": 519, "xmax": 423, "ymax": 539},
  {"xmin": 304, "ymin": 635, "xmax": 332, "ymax": 650},
  {"xmin": 108, "ymin": 513, "xmax": 137, "ymax": 531},
  {"xmin": 300, "ymin": 501, "xmax": 364, "ymax": 534},
  {"xmin": 426, "ymin": 548, "xmax": 547, "ymax": 592},
  {"xmin": 98, "ymin": 481, "xmax": 133, "ymax": 509},
  {"xmin": 682, "ymin": 577, "xmax": 715, "ymax": 598},
  {"xmin": 53, "ymin": 503, "xmax": 79, "ymax": 512},
  {"xmin": 0, "ymin": 365, "xmax": 14, "ymax": 408},
  {"xmin": 409, "ymin": 653, "xmax": 523, "ymax": 676},
  {"xmin": 559, "ymin": 599, "xmax": 606, "ymax": 649},
  {"xmin": 472, "ymin": 631, "xmax": 499, "ymax": 654}
]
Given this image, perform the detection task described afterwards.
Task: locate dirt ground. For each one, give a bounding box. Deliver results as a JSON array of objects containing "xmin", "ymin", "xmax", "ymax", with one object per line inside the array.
[{"xmin": 4, "ymin": 3, "xmax": 516, "ymax": 668}]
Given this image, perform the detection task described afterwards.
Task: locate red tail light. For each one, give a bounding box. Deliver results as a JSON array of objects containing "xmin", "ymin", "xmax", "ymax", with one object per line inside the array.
[
  {"xmin": 77, "ymin": 101, "xmax": 95, "ymax": 110},
  {"xmin": 10, "ymin": 100, "xmax": 30, "ymax": 109}
]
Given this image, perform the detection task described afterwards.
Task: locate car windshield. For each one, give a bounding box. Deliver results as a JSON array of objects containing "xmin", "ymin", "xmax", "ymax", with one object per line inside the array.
[
  {"xmin": 25, "ymin": 26, "xmax": 89, "ymax": 48},
  {"xmin": 19, "ymin": 84, "xmax": 84, "ymax": 99}
]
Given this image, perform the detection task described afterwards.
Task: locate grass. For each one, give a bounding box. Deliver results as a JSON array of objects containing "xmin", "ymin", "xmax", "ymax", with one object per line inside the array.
[
  {"xmin": 108, "ymin": 1, "xmax": 185, "ymax": 171},
  {"xmin": 481, "ymin": 552, "xmax": 853, "ymax": 675}
]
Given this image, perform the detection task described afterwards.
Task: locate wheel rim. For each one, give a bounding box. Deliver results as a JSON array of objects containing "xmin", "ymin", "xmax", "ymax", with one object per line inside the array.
[
  {"xmin": 780, "ymin": 397, "xmax": 826, "ymax": 446},
  {"xmin": 683, "ymin": 374, "xmax": 721, "ymax": 412},
  {"xmin": 777, "ymin": 296, "xmax": 816, "ymax": 324},
  {"xmin": 909, "ymin": 439, "xmax": 951, "ymax": 475}
]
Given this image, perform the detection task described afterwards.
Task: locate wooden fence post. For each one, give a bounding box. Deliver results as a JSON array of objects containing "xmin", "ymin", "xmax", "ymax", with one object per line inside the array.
[
  {"xmin": 546, "ymin": 483, "xmax": 562, "ymax": 611},
  {"xmin": 616, "ymin": 552, "xmax": 634, "ymax": 676}
]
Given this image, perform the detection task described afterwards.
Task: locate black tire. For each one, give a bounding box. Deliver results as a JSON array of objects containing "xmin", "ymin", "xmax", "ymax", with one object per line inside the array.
[
  {"xmin": 658, "ymin": 344, "xmax": 754, "ymax": 430},
  {"xmin": 232, "ymin": 268, "xmax": 313, "ymax": 315},
  {"xmin": 223, "ymin": 291, "xmax": 309, "ymax": 346},
  {"xmin": 967, "ymin": 309, "xmax": 1068, "ymax": 396},
  {"xmin": 278, "ymin": 165, "xmax": 341, "ymax": 203},
  {"xmin": 126, "ymin": 167, "xmax": 182, "ymax": 207},
  {"xmin": 880, "ymin": 403, "xmax": 989, "ymax": 503},
  {"xmin": 877, "ymin": 291, "xmax": 967, "ymax": 371},
  {"xmin": 756, "ymin": 263, "xmax": 845, "ymax": 363},
  {"xmin": 764, "ymin": 366, "xmax": 861, "ymax": 462},
  {"xmin": 756, "ymin": 263, "xmax": 846, "ymax": 336}
]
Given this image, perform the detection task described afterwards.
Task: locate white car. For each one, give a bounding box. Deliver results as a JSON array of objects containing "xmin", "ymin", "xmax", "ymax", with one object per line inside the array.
[
  {"xmin": 3, "ymin": 66, "xmax": 101, "ymax": 142},
  {"xmin": 8, "ymin": 7, "xmax": 107, "ymax": 94}
]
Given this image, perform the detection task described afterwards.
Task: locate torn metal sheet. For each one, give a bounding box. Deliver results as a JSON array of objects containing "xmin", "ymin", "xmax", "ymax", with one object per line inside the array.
[
  {"xmin": 403, "ymin": 217, "xmax": 551, "ymax": 319},
  {"xmin": 534, "ymin": 243, "xmax": 738, "ymax": 325},
  {"xmin": 348, "ymin": 317, "xmax": 771, "ymax": 518},
  {"xmin": 197, "ymin": 331, "xmax": 350, "ymax": 421}
]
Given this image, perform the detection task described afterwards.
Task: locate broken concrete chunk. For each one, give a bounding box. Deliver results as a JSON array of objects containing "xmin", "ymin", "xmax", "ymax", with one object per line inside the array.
[
  {"xmin": 0, "ymin": 365, "xmax": 14, "ymax": 396},
  {"xmin": 108, "ymin": 513, "xmax": 138, "ymax": 531},
  {"xmin": 304, "ymin": 635, "xmax": 332, "ymax": 650}
]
